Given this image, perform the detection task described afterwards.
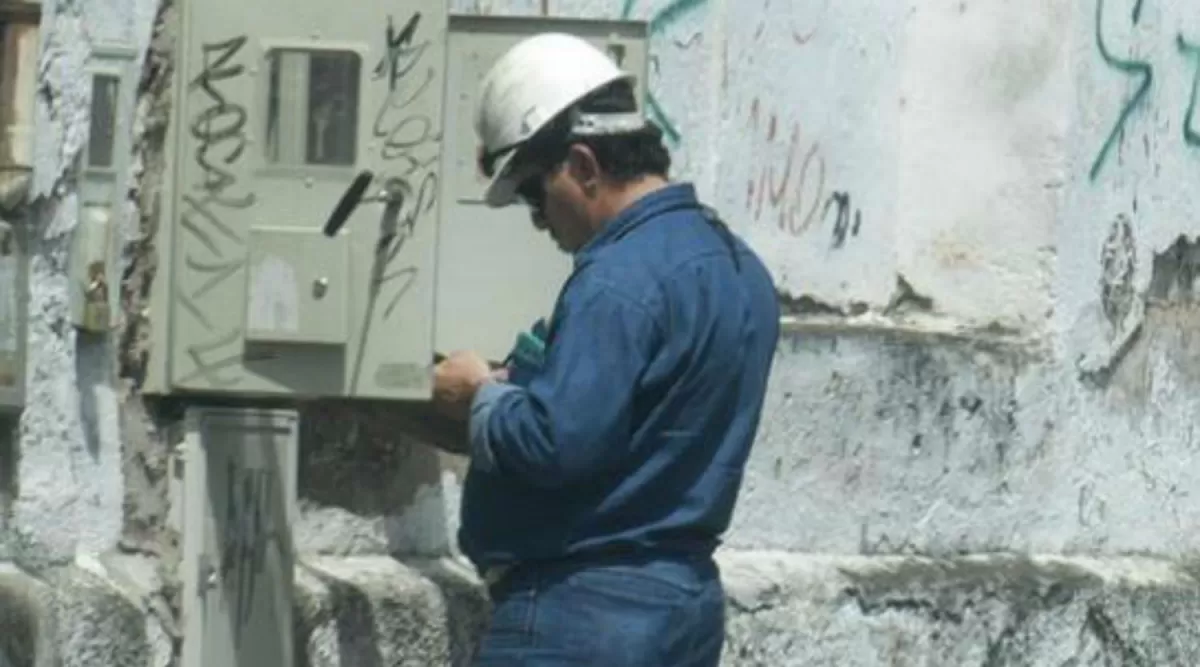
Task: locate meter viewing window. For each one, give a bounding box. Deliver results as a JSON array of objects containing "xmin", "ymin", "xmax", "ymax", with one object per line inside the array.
[
  {"xmin": 87, "ymin": 73, "xmax": 119, "ymax": 169},
  {"xmin": 264, "ymin": 48, "xmax": 361, "ymax": 167}
]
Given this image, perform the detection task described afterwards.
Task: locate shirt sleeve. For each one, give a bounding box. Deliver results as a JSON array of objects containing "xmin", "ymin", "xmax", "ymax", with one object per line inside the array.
[{"xmin": 467, "ymin": 273, "xmax": 661, "ymax": 488}]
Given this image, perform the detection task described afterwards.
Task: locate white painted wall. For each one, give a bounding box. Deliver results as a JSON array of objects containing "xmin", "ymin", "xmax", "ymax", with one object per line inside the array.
[
  {"xmin": 10, "ymin": 0, "xmax": 1200, "ymax": 564},
  {"xmin": 449, "ymin": 0, "xmax": 1200, "ymax": 559}
]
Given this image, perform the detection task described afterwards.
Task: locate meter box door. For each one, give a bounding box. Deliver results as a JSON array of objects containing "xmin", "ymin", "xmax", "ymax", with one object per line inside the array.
[
  {"xmin": 180, "ymin": 408, "xmax": 298, "ymax": 667},
  {"xmin": 437, "ymin": 16, "xmax": 650, "ymax": 362},
  {"xmin": 160, "ymin": 0, "xmax": 447, "ymax": 399}
]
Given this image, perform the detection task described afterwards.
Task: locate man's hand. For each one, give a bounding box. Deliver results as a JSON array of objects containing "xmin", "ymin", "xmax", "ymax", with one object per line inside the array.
[{"xmin": 433, "ymin": 350, "xmax": 494, "ymax": 421}]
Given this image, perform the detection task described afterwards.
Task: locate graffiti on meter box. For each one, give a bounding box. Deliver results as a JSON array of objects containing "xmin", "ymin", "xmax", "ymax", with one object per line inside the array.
[
  {"xmin": 178, "ymin": 35, "xmax": 257, "ymax": 387},
  {"xmin": 370, "ymin": 12, "xmax": 440, "ymax": 320}
]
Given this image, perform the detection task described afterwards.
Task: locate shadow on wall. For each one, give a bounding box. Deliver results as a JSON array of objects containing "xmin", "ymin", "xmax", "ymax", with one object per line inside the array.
[
  {"xmin": 0, "ymin": 572, "xmax": 38, "ymax": 667},
  {"xmin": 0, "ymin": 418, "xmax": 14, "ymax": 528},
  {"xmin": 75, "ymin": 337, "xmax": 115, "ymax": 460},
  {"xmin": 297, "ymin": 401, "xmax": 464, "ymax": 556},
  {"xmin": 294, "ymin": 570, "xmax": 387, "ymax": 667},
  {"xmin": 1100, "ymin": 235, "xmax": 1200, "ymax": 400},
  {"xmin": 1082, "ymin": 230, "xmax": 1200, "ymax": 391}
]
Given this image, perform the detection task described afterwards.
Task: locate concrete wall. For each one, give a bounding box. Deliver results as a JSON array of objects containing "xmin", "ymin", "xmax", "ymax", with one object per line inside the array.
[
  {"xmin": 2, "ymin": 0, "xmax": 1200, "ymax": 664},
  {"xmin": 441, "ymin": 0, "xmax": 1200, "ymax": 561},
  {"xmin": 3, "ymin": 0, "xmax": 160, "ymax": 563}
]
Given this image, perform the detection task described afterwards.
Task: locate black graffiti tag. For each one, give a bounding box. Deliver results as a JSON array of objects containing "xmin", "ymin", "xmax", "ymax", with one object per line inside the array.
[
  {"xmin": 189, "ymin": 36, "xmax": 256, "ymax": 209},
  {"xmin": 178, "ymin": 35, "xmax": 256, "ymax": 387},
  {"xmin": 370, "ymin": 14, "xmax": 441, "ymax": 319},
  {"xmin": 824, "ymin": 191, "xmax": 862, "ymax": 249},
  {"xmin": 219, "ymin": 459, "xmax": 280, "ymax": 643},
  {"xmin": 372, "ymin": 12, "xmax": 439, "ymax": 171},
  {"xmin": 1179, "ymin": 33, "xmax": 1200, "ymax": 147}
]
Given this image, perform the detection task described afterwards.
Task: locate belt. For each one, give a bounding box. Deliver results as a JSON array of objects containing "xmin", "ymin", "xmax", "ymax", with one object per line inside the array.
[{"xmin": 481, "ymin": 543, "xmax": 709, "ymax": 589}]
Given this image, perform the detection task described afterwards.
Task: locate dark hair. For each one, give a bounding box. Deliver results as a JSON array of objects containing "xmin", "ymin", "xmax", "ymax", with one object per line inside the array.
[{"xmin": 512, "ymin": 79, "xmax": 671, "ymax": 183}]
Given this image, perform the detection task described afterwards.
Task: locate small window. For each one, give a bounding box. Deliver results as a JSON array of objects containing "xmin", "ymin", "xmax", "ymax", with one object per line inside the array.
[
  {"xmin": 264, "ymin": 49, "xmax": 360, "ymax": 167},
  {"xmin": 87, "ymin": 73, "xmax": 119, "ymax": 169}
]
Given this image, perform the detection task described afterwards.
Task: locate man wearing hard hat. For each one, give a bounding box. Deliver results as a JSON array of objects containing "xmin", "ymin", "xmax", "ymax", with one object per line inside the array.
[{"xmin": 433, "ymin": 32, "xmax": 781, "ymax": 666}]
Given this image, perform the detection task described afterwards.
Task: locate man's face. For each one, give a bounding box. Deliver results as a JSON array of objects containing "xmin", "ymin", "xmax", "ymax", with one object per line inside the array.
[
  {"xmin": 516, "ymin": 161, "xmax": 590, "ymax": 255},
  {"xmin": 515, "ymin": 145, "xmax": 599, "ymax": 254}
]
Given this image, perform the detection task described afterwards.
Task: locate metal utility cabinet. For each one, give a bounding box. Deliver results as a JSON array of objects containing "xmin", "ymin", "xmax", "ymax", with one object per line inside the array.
[{"xmin": 150, "ymin": 2, "xmax": 648, "ymax": 665}]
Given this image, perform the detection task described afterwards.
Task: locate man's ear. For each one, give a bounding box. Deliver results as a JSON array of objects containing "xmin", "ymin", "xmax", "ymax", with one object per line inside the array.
[{"xmin": 565, "ymin": 143, "xmax": 601, "ymax": 193}]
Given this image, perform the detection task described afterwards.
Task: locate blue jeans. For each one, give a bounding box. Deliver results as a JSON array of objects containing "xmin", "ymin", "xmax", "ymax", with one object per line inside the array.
[{"xmin": 472, "ymin": 553, "xmax": 725, "ymax": 666}]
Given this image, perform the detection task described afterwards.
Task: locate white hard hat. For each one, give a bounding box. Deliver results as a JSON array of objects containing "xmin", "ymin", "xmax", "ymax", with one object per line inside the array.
[{"xmin": 475, "ymin": 32, "xmax": 646, "ymax": 208}]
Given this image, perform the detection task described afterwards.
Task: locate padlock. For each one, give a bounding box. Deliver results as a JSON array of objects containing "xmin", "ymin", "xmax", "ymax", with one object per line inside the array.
[
  {"xmin": 82, "ymin": 295, "xmax": 110, "ymax": 331},
  {"xmin": 81, "ymin": 262, "xmax": 110, "ymax": 332}
]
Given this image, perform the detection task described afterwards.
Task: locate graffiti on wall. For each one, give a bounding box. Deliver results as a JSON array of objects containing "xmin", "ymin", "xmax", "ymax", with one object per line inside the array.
[
  {"xmin": 620, "ymin": 0, "xmax": 711, "ymax": 145},
  {"xmin": 623, "ymin": 0, "xmax": 828, "ymax": 146},
  {"xmin": 744, "ymin": 98, "xmax": 826, "ymax": 237},
  {"xmin": 1090, "ymin": 0, "xmax": 1200, "ymax": 180},
  {"xmin": 1180, "ymin": 34, "xmax": 1200, "ymax": 147},
  {"xmin": 743, "ymin": 98, "xmax": 865, "ymax": 248},
  {"xmin": 752, "ymin": 0, "xmax": 829, "ymax": 45},
  {"xmin": 825, "ymin": 191, "xmax": 863, "ymax": 249}
]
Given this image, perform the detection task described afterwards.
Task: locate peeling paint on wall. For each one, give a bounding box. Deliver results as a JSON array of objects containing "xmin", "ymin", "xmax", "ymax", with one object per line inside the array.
[
  {"xmin": 1147, "ymin": 235, "xmax": 1200, "ymax": 303},
  {"xmin": 118, "ymin": 0, "xmax": 178, "ymax": 564}
]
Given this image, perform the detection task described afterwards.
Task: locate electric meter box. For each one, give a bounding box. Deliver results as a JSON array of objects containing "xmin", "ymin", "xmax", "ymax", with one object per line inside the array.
[{"xmin": 145, "ymin": 3, "xmax": 649, "ymax": 401}]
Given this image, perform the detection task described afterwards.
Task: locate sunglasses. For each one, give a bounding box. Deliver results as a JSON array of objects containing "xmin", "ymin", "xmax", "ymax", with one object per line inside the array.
[
  {"xmin": 479, "ymin": 141, "xmax": 569, "ymax": 220},
  {"xmin": 515, "ymin": 172, "xmax": 547, "ymax": 210},
  {"xmin": 477, "ymin": 143, "xmax": 518, "ymax": 180}
]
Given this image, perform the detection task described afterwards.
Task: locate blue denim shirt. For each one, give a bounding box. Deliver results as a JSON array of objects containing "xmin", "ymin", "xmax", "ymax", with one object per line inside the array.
[{"xmin": 458, "ymin": 183, "xmax": 780, "ymax": 569}]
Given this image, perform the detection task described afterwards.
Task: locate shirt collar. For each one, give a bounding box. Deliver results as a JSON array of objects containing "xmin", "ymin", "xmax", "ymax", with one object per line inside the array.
[{"xmin": 573, "ymin": 182, "xmax": 700, "ymax": 267}]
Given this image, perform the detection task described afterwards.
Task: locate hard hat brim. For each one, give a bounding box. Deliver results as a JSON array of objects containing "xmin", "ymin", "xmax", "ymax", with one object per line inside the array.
[{"xmin": 483, "ymin": 150, "xmax": 521, "ymax": 208}]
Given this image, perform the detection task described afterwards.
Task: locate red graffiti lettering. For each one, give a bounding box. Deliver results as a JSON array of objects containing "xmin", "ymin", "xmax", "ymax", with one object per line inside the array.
[{"xmin": 744, "ymin": 99, "xmax": 826, "ymax": 237}]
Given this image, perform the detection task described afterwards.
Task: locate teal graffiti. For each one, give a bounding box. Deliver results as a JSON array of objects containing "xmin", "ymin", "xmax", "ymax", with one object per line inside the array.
[
  {"xmin": 621, "ymin": 0, "xmax": 712, "ymax": 146},
  {"xmin": 1090, "ymin": 0, "xmax": 1154, "ymax": 181},
  {"xmin": 620, "ymin": 0, "xmax": 709, "ymax": 30},
  {"xmin": 645, "ymin": 92, "xmax": 682, "ymax": 144},
  {"xmin": 1179, "ymin": 34, "xmax": 1200, "ymax": 146},
  {"xmin": 647, "ymin": 0, "xmax": 710, "ymax": 34}
]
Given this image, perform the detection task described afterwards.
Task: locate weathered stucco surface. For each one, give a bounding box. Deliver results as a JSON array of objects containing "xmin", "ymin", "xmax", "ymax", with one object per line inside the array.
[
  {"xmin": 3, "ymin": 0, "xmax": 1200, "ymax": 664},
  {"xmin": 8, "ymin": 0, "xmax": 159, "ymax": 563},
  {"xmin": 6, "ymin": 552, "xmax": 1200, "ymax": 666}
]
